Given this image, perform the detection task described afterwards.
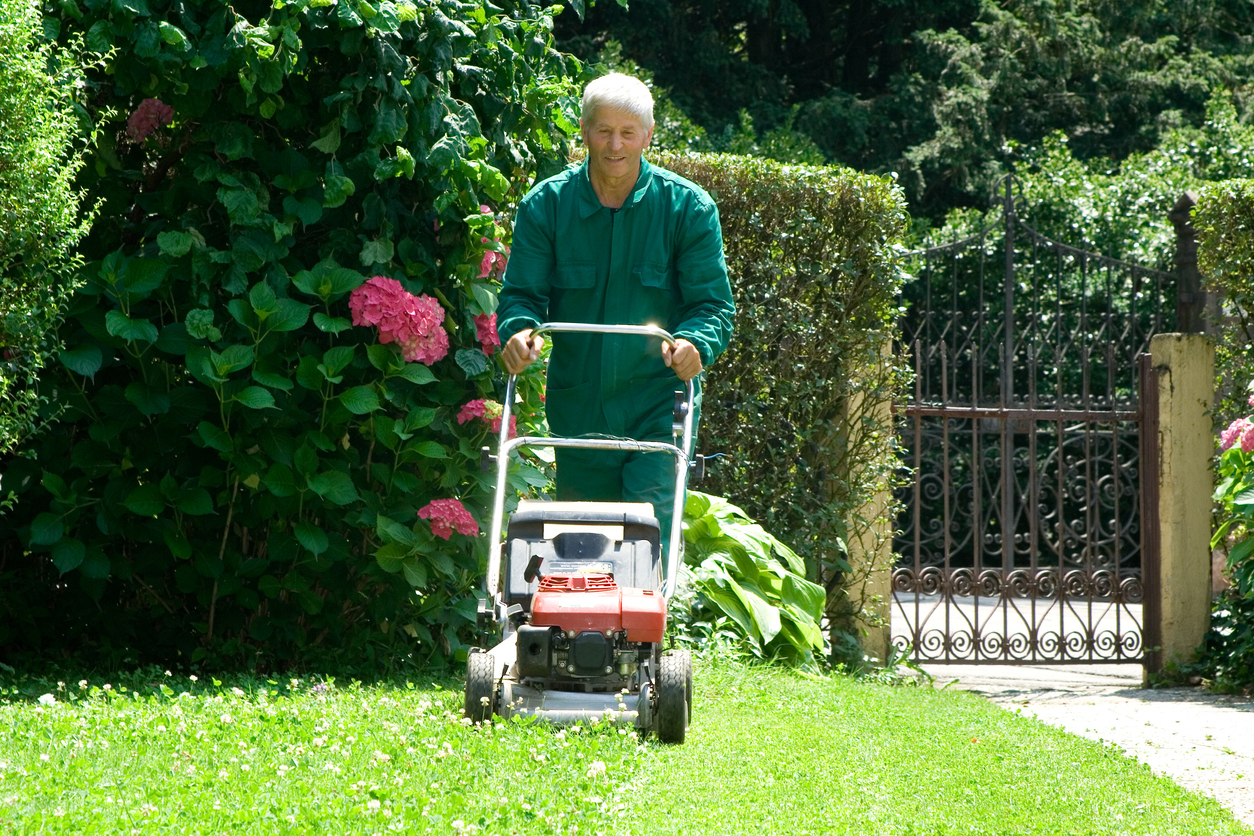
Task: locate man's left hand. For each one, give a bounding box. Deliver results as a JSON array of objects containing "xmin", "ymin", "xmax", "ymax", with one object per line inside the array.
[{"xmin": 662, "ymin": 338, "xmax": 702, "ymax": 381}]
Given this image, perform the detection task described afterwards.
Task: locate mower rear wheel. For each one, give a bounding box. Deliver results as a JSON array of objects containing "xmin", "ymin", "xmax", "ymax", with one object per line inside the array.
[
  {"xmin": 656, "ymin": 652, "xmax": 688, "ymax": 744},
  {"xmin": 464, "ymin": 651, "xmax": 497, "ymax": 723}
]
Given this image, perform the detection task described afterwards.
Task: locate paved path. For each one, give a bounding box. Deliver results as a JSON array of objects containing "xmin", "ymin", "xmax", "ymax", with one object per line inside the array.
[{"xmin": 922, "ymin": 664, "xmax": 1254, "ymax": 828}]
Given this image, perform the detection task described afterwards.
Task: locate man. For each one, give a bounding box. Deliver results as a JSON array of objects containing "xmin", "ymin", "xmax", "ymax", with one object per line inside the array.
[{"xmin": 496, "ymin": 73, "xmax": 735, "ymax": 553}]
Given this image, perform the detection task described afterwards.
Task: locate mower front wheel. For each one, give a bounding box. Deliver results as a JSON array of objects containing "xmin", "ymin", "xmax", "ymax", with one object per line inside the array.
[
  {"xmin": 464, "ymin": 650, "xmax": 497, "ymax": 723},
  {"xmin": 655, "ymin": 651, "xmax": 688, "ymax": 744}
]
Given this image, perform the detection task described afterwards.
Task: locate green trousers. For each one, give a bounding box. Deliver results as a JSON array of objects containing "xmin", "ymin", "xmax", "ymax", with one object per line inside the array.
[{"xmin": 555, "ymin": 446, "xmax": 685, "ymax": 558}]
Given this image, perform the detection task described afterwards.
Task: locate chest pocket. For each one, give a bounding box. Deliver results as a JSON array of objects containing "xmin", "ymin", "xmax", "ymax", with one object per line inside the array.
[
  {"xmin": 552, "ymin": 264, "xmax": 597, "ymax": 288},
  {"xmin": 631, "ymin": 264, "xmax": 677, "ymax": 325}
]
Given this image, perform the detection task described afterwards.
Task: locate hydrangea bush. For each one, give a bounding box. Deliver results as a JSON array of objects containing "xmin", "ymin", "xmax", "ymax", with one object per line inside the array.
[{"xmin": 0, "ymin": 0, "xmax": 578, "ymax": 668}]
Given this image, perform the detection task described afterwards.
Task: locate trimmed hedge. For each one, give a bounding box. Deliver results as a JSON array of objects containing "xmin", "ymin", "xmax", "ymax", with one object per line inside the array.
[
  {"xmin": 651, "ymin": 151, "xmax": 909, "ymax": 663},
  {"xmin": 0, "ymin": 0, "xmax": 581, "ymax": 670}
]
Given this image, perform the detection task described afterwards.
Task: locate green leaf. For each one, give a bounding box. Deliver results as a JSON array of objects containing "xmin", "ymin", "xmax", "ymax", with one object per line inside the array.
[
  {"xmin": 252, "ymin": 370, "xmax": 294, "ymax": 391},
  {"xmin": 51, "ymin": 538, "xmax": 86, "ymax": 574},
  {"xmin": 164, "ymin": 529, "xmax": 192, "ymax": 560},
  {"xmin": 306, "ymin": 471, "xmax": 359, "ymax": 505},
  {"xmin": 360, "ymin": 238, "xmax": 394, "ymax": 266},
  {"xmin": 59, "ymin": 344, "xmax": 102, "ymax": 378},
  {"xmin": 249, "ymin": 282, "xmax": 277, "ymax": 314},
  {"xmin": 397, "ymin": 363, "xmax": 436, "ymax": 385},
  {"xmin": 367, "ymin": 344, "xmax": 396, "ymax": 371},
  {"xmin": 413, "ymin": 441, "xmax": 447, "ymax": 459},
  {"xmin": 295, "ymin": 520, "xmax": 330, "ymax": 555},
  {"xmin": 296, "ymin": 356, "xmax": 324, "ymax": 390},
  {"xmin": 177, "ymin": 489, "xmax": 214, "ymax": 515},
  {"xmin": 1228, "ymin": 536, "xmax": 1254, "ymax": 566},
  {"xmin": 310, "ymin": 119, "xmax": 341, "ymax": 154},
  {"xmin": 471, "ymin": 282, "xmax": 498, "ymax": 315},
  {"xmin": 401, "ymin": 558, "xmax": 427, "ymax": 588},
  {"xmin": 105, "ymin": 310, "xmax": 159, "ymax": 343},
  {"xmin": 157, "ymin": 230, "xmax": 196, "ymax": 257},
  {"xmin": 234, "ymin": 386, "xmax": 277, "ymax": 409},
  {"xmin": 29, "ymin": 513, "xmax": 64, "ymax": 546},
  {"xmin": 375, "ymin": 542, "xmax": 410, "ymax": 572},
  {"xmin": 197, "ymin": 421, "xmax": 233, "ymax": 452},
  {"xmin": 313, "ymin": 313, "xmax": 352, "ymax": 334},
  {"xmin": 264, "ymin": 464, "xmax": 298, "ymax": 497},
  {"xmin": 339, "ymin": 386, "xmax": 380, "ymax": 414},
  {"xmin": 266, "ymin": 299, "xmax": 311, "ymax": 332},
  {"xmin": 124, "ymin": 381, "xmax": 171, "ymax": 415},
  {"xmin": 376, "ymin": 514, "xmax": 417, "ymax": 547},
  {"xmin": 124, "ymin": 484, "xmax": 164, "ymax": 516},
  {"xmin": 781, "ymin": 574, "xmax": 825, "ymax": 623},
  {"xmin": 322, "ymin": 346, "xmax": 355, "ymax": 376},
  {"xmin": 455, "ymin": 349, "xmax": 489, "ymax": 377},
  {"xmin": 323, "ymin": 173, "xmax": 355, "ymax": 209}
]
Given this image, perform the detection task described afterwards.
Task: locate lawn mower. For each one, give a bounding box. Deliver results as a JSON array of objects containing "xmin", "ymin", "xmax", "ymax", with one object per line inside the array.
[{"xmin": 464, "ymin": 323, "xmax": 699, "ymax": 743}]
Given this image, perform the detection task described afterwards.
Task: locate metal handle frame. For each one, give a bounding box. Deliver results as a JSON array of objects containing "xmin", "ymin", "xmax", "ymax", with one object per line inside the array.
[{"xmin": 484, "ymin": 323, "xmax": 696, "ymax": 618}]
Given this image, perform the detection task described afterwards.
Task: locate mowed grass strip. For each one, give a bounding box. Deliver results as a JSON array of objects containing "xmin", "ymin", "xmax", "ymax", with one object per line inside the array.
[
  {"xmin": 626, "ymin": 664, "xmax": 1253, "ymax": 836},
  {"xmin": 2, "ymin": 664, "xmax": 1249, "ymax": 835},
  {"xmin": 0, "ymin": 673, "xmax": 648, "ymax": 835}
]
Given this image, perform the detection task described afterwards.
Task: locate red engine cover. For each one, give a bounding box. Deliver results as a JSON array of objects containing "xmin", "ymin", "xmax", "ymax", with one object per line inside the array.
[{"xmin": 531, "ymin": 574, "xmax": 666, "ymax": 643}]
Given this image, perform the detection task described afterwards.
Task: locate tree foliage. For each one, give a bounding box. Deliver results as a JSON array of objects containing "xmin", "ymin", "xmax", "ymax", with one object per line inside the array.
[
  {"xmin": 0, "ymin": 0, "xmax": 582, "ymax": 668},
  {"xmin": 0, "ymin": 0, "xmax": 96, "ymax": 453},
  {"xmin": 558, "ymin": 0, "xmax": 1254, "ymax": 217}
]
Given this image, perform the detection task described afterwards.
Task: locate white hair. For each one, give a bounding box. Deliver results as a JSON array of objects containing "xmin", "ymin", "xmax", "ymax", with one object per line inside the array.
[{"xmin": 581, "ymin": 73, "xmax": 654, "ymax": 128}]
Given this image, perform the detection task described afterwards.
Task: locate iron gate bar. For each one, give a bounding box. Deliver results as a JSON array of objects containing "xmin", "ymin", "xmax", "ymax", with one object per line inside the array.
[{"xmin": 893, "ymin": 173, "xmax": 1172, "ymax": 665}]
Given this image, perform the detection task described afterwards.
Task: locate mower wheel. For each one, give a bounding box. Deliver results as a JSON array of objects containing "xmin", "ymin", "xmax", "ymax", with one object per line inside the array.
[
  {"xmin": 671, "ymin": 648, "xmax": 694, "ymax": 720},
  {"xmin": 464, "ymin": 651, "xmax": 497, "ymax": 723},
  {"xmin": 656, "ymin": 652, "xmax": 688, "ymax": 744}
]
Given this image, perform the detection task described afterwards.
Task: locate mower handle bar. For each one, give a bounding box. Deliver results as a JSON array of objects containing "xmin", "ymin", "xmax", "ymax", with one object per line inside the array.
[{"xmin": 485, "ymin": 323, "xmax": 696, "ymax": 615}]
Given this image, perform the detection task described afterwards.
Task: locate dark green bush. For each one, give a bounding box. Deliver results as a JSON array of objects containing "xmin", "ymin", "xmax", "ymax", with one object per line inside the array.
[
  {"xmin": 650, "ymin": 151, "xmax": 909, "ymax": 663},
  {"xmin": 1198, "ymin": 179, "xmax": 1254, "ymax": 422},
  {"xmin": 0, "ymin": 0, "xmax": 583, "ymax": 669}
]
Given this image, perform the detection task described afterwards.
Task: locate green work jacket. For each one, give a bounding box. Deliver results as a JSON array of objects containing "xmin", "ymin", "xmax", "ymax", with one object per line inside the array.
[{"xmin": 498, "ymin": 158, "xmax": 735, "ymax": 441}]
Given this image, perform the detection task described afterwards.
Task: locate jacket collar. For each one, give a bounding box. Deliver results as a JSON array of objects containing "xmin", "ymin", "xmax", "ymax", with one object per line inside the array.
[{"xmin": 577, "ymin": 157, "xmax": 654, "ymax": 218}]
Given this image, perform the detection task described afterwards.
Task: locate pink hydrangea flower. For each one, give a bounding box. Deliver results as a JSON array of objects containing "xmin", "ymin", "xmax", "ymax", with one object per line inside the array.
[
  {"xmin": 127, "ymin": 98, "xmax": 174, "ymax": 142},
  {"xmin": 418, "ymin": 498, "xmax": 478, "ymax": 540},
  {"xmin": 1248, "ymin": 392, "xmax": 1254, "ymax": 409},
  {"xmin": 457, "ymin": 398, "xmax": 516, "ymax": 438},
  {"xmin": 1242, "ymin": 422, "xmax": 1254, "ymax": 454},
  {"xmin": 1222, "ymin": 418, "xmax": 1252, "ymax": 451},
  {"xmin": 474, "ymin": 313, "xmax": 499, "ymax": 355},
  {"xmin": 348, "ymin": 276, "xmax": 449, "ymax": 366},
  {"xmin": 478, "ymin": 248, "xmax": 508, "ymax": 279}
]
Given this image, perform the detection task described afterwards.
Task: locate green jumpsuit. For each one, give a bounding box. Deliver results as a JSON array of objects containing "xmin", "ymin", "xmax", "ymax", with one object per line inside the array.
[{"xmin": 497, "ymin": 157, "xmax": 735, "ymax": 552}]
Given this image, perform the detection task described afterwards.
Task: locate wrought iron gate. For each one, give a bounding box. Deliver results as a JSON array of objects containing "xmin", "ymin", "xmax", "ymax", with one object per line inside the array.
[{"xmin": 893, "ymin": 177, "xmax": 1173, "ymax": 664}]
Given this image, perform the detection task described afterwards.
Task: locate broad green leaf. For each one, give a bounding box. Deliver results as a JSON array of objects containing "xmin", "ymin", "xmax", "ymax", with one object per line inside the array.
[
  {"xmin": 177, "ymin": 488, "xmax": 214, "ymax": 515},
  {"xmin": 157, "ymin": 230, "xmax": 196, "ymax": 257},
  {"xmin": 324, "ymin": 173, "xmax": 355, "ymax": 208},
  {"xmin": 215, "ymin": 344, "xmax": 255, "ymax": 374},
  {"xmin": 197, "ymin": 421, "xmax": 233, "ymax": 452},
  {"xmin": 413, "ymin": 441, "xmax": 447, "ymax": 459},
  {"xmin": 293, "ymin": 445, "xmax": 319, "ymax": 477},
  {"xmin": 266, "ymin": 299, "xmax": 311, "ymax": 332},
  {"xmin": 310, "ymin": 119, "xmax": 341, "ymax": 154},
  {"xmin": 59, "ymin": 344, "xmax": 102, "ymax": 378},
  {"xmin": 51, "ymin": 538, "xmax": 86, "ymax": 574},
  {"xmin": 264, "ymin": 464, "xmax": 298, "ymax": 497},
  {"xmin": 376, "ymin": 514, "xmax": 418, "ymax": 547},
  {"xmin": 339, "ymin": 386, "xmax": 380, "ymax": 414},
  {"xmin": 306, "ymin": 471, "xmax": 359, "ymax": 505},
  {"xmin": 471, "ymin": 282, "xmax": 498, "ymax": 314},
  {"xmin": 41, "ymin": 472, "xmax": 69, "ymax": 500},
  {"xmin": 30, "ymin": 513, "xmax": 64, "ymax": 546},
  {"xmin": 105, "ymin": 310, "xmax": 159, "ymax": 343},
  {"xmin": 124, "ymin": 381, "xmax": 171, "ymax": 415},
  {"xmin": 121, "ymin": 258, "xmax": 169, "ymax": 295},
  {"xmin": 234, "ymin": 386, "xmax": 277, "ymax": 409},
  {"xmin": 322, "ymin": 346, "xmax": 355, "ymax": 376},
  {"xmin": 296, "ymin": 356, "xmax": 324, "ymax": 390},
  {"xmin": 295, "ymin": 520, "xmax": 329, "ymax": 555},
  {"xmin": 455, "ymin": 349, "xmax": 489, "ymax": 377},
  {"xmin": 164, "ymin": 529, "xmax": 192, "ymax": 560},
  {"xmin": 252, "ymin": 370, "xmax": 294, "ymax": 392},
  {"xmin": 375, "ymin": 542, "xmax": 410, "ymax": 572},
  {"xmin": 367, "ymin": 344, "xmax": 395, "ymax": 371},
  {"xmin": 125, "ymin": 484, "xmax": 164, "ymax": 516},
  {"xmin": 781, "ymin": 574, "xmax": 826, "ymax": 623},
  {"xmin": 312, "ymin": 313, "xmax": 352, "ymax": 334},
  {"xmin": 360, "ymin": 237, "xmax": 394, "ymax": 266},
  {"xmin": 1228, "ymin": 535, "xmax": 1254, "ymax": 566},
  {"xmin": 249, "ymin": 282, "xmax": 277, "ymax": 314},
  {"xmin": 80, "ymin": 550, "xmax": 110, "ymax": 579},
  {"xmin": 397, "ymin": 363, "xmax": 436, "ymax": 385},
  {"xmin": 401, "ymin": 558, "xmax": 427, "ymax": 588}
]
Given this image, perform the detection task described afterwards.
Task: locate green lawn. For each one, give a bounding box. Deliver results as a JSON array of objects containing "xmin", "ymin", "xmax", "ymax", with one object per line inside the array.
[{"xmin": 0, "ymin": 663, "xmax": 1247, "ymax": 835}]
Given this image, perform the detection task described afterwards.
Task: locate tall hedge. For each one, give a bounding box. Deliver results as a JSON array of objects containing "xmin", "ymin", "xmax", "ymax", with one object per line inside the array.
[
  {"xmin": 0, "ymin": 0, "xmax": 582, "ymax": 668},
  {"xmin": 0, "ymin": 0, "xmax": 96, "ymax": 453},
  {"xmin": 651, "ymin": 151, "xmax": 909, "ymax": 662},
  {"xmin": 1198, "ymin": 180, "xmax": 1254, "ymax": 422}
]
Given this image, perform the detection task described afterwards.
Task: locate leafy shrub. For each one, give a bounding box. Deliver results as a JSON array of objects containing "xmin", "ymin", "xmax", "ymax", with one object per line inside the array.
[
  {"xmin": 674, "ymin": 492, "xmax": 825, "ymax": 667},
  {"xmin": 0, "ymin": 0, "xmax": 97, "ymax": 453},
  {"xmin": 1195, "ymin": 388, "xmax": 1254, "ymax": 691},
  {"xmin": 0, "ymin": 0, "xmax": 583, "ymax": 668},
  {"xmin": 1198, "ymin": 178, "xmax": 1254, "ymax": 423},
  {"xmin": 649, "ymin": 151, "xmax": 909, "ymax": 664}
]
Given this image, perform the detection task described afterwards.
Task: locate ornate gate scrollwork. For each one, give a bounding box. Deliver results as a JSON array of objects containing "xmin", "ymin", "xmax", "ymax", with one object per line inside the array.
[{"xmin": 893, "ymin": 176, "xmax": 1170, "ymax": 664}]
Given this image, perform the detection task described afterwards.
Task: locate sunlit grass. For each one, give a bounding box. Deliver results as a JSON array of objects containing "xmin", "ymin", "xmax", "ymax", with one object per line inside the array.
[{"xmin": 1, "ymin": 662, "xmax": 1249, "ymax": 835}]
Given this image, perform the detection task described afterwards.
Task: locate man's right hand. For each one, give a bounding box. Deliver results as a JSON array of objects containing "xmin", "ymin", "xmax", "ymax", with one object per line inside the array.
[{"xmin": 502, "ymin": 329, "xmax": 545, "ymax": 374}]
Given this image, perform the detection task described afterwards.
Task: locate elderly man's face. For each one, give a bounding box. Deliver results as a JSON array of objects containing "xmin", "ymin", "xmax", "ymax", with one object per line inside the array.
[{"xmin": 581, "ymin": 106, "xmax": 654, "ymax": 184}]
